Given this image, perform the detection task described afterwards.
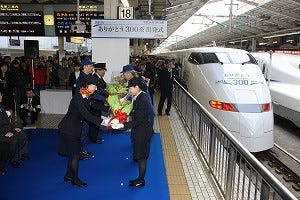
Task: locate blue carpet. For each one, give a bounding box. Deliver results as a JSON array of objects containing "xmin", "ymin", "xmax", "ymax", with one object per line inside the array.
[{"xmin": 0, "ymin": 129, "xmax": 169, "ymax": 200}]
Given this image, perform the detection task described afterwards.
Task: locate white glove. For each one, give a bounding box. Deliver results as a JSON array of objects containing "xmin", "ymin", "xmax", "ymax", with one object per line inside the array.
[
  {"xmin": 101, "ymin": 117, "xmax": 120, "ymax": 126},
  {"xmin": 111, "ymin": 123, "xmax": 124, "ymax": 129},
  {"xmin": 101, "ymin": 117, "xmax": 111, "ymax": 126}
]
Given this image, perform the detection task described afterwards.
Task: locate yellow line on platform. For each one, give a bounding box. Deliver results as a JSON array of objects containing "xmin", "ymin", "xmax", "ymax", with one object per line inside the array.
[{"xmin": 157, "ymin": 115, "xmax": 192, "ymax": 200}]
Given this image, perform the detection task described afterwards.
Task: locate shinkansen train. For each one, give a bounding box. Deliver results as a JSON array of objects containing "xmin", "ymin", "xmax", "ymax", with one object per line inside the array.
[
  {"xmin": 157, "ymin": 47, "xmax": 274, "ymax": 152},
  {"xmin": 251, "ymin": 52, "xmax": 300, "ymax": 128}
]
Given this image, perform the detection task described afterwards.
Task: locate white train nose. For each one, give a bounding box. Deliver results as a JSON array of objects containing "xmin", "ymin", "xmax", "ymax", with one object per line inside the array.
[{"xmin": 232, "ymin": 89, "xmax": 274, "ymax": 152}]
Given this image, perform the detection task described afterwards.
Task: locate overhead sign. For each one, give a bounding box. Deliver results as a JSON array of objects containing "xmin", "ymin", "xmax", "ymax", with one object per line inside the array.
[
  {"xmin": 91, "ymin": 19, "xmax": 167, "ymax": 39},
  {"xmin": 54, "ymin": 11, "xmax": 103, "ymax": 37},
  {"xmin": 0, "ymin": 4, "xmax": 19, "ymax": 11},
  {"xmin": 0, "ymin": 11, "xmax": 45, "ymax": 36},
  {"xmin": 118, "ymin": 7, "xmax": 134, "ymax": 19}
]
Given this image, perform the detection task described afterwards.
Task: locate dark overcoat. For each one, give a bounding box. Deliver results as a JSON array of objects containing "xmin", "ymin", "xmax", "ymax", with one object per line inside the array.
[
  {"xmin": 157, "ymin": 67, "xmax": 173, "ymax": 92},
  {"xmin": 0, "ymin": 104, "xmax": 29, "ymax": 161},
  {"xmin": 93, "ymin": 73, "xmax": 106, "ymax": 90},
  {"xmin": 123, "ymin": 92, "xmax": 152, "ymax": 160},
  {"xmin": 58, "ymin": 93, "xmax": 102, "ymax": 156},
  {"xmin": 0, "ymin": 104, "xmax": 16, "ymax": 141}
]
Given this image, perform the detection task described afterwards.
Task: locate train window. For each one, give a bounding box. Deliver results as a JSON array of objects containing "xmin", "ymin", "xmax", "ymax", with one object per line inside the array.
[
  {"xmin": 248, "ymin": 54, "xmax": 258, "ymax": 64},
  {"xmin": 188, "ymin": 52, "xmax": 203, "ymax": 64},
  {"xmin": 202, "ymin": 53, "xmax": 220, "ymax": 64},
  {"xmin": 215, "ymin": 53, "xmax": 230, "ymax": 63},
  {"xmin": 227, "ymin": 52, "xmax": 256, "ymax": 64}
]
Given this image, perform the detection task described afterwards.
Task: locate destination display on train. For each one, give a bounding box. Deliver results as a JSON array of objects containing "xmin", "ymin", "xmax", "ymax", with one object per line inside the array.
[
  {"xmin": 54, "ymin": 11, "xmax": 103, "ymax": 37},
  {"xmin": 0, "ymin": 11, "xmax": 45, "ymax": 36}
]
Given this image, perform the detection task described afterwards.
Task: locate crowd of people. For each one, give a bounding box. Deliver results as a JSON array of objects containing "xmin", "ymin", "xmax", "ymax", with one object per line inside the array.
[
  {"xmin": 0, "ymin": 53, "xmax": 181, "ymax": 189},
  {"xmin": 0, "ymin": 54, "xmax": 83, "ymax": 175}
]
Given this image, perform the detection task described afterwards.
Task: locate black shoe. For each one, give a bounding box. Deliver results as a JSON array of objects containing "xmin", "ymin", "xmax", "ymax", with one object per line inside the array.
[
  {"xmin": 71, "ymin": 180, "xmax": 88, "ymax": 187},
  {"xmin": 10, "ymin": 161, "xmax": 21, "ymax": 168},
  {"xmin": 20, "ymin": 154, "xmax": 30, "ymax": 161},
  {"xmin": 64, "ymin": 176, "xmax": 73, "ymax": 182},
  {"xmin": 82, "ymin": 150, "xmax": 93, "ymax": 156},
  {"xmin": 0, "ymin": 170, "xmax": 7, "ymax": 175},
  {"xmin": 129, "ymin": 179, "xmax": 145, "ymax": 187},
  {"xmin": 80, "ymin": 154, "xmax": 89, "ymax": 161},
  {"xmin": 92, "ymin": 138, "xmax": 103, "ymax": 144}
]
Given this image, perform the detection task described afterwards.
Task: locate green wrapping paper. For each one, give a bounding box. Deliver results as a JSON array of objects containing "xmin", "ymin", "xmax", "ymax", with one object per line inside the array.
[{"xmin": 106, "ymin": 83, "xmax": 133, "ymax": 115}]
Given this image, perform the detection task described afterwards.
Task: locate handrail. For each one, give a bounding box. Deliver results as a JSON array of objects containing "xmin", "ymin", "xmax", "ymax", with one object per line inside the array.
[{"xmin": 173, "ymin": 79, "xmax": 297, "ymax": 200}]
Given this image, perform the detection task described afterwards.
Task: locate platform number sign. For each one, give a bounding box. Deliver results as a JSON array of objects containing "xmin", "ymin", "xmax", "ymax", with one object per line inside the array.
[{"xmin": 118, "ymin": 7, "xmax": 134, "ymax": 19}]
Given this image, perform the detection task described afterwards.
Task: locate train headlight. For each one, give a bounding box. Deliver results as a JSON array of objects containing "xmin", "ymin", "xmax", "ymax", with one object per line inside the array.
[{"xmin": 209, "ymin": 100, "xmax": 237, "ymax": 112}]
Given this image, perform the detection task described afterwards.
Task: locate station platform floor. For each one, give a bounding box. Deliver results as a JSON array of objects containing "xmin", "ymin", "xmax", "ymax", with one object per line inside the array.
[{"xmin": 26, "ymin": 96, "xmax": 222, "ymax": 200}]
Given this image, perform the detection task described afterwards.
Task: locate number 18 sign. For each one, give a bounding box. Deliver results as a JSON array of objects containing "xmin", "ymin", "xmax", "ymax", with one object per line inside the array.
[{"xmin": 118, "ymin": 7, "xmax": 134, "ymax": 19}]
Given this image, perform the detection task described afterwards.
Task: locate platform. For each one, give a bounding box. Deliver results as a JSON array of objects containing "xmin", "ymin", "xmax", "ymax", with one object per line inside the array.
[{"xmin": 34, "ymin": 95, "xmax": 222, "ymax": 200}]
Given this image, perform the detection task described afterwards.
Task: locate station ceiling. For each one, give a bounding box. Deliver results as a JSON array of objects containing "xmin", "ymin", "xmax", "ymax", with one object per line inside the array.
[
  {"xmin": 1, "ymin": 0, "xmax": 300, "ymax": 51},
  {"xmin": 159, "ymin": 0, "xmax": 300, "ymax": 51}
]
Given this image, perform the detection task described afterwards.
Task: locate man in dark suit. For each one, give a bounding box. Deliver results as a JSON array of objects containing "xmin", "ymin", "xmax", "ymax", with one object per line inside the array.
[
  {"xmin": 19, "ymin": 87, "xmax": 41, "ymax": 126},
  {"xmin": 75, "ymin": 58, "xmax": 95, "ymax": 95},
  {"xmin": 88, "ymin": 63, "xmax": 109, "ymax": 144},
  {"xmin": 157, "ymin": 59, "xmax": 174, "ymax": 116},
  {"xmin": 93, "ymin": 63, "xmax": 107, "ymax": 90},
  {"xmin": 0, "ymin": 92, "xmax": 30, "ymax": 168},
  {"xmin": 68, "ymin": 62, "xmax": 81, "ymax": 96}
]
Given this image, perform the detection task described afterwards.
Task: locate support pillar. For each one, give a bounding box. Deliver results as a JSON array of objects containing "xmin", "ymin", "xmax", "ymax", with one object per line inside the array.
[
  {"xmin": 133, "ymin": 39, "xmax": 139, "ymax": 57},
  {"xmin": 252, "ymin": 38, "xmax": 257, "ymax": 52},
  {"xmin": 92, "ymin": 0, "xmax": 130, "ymax": 82}
]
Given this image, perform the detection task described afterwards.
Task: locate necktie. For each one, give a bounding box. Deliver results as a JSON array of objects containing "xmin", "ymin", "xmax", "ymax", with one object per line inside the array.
[{"xmin": 28, "ymin": 98, "xmax": 32, "ymax": 108}]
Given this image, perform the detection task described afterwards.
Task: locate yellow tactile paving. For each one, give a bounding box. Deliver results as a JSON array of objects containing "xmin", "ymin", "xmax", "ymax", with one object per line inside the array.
[
  {"xmin": 169, "ymin": 184, "xmax": 191, "ymax": 194},
  {"xmin": 157, "ymin": 114, "xmax": 192, "ymax": 200}
]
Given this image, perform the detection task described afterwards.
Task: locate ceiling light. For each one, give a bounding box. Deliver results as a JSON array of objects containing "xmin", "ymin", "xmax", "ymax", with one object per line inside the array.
[
  {"xmin": 155, "ymin": 0, "xmax": 261, "ymax": 52},
  {"xmin": 263, "ymin": 31, "xmax": 300, "ymax": 39}
]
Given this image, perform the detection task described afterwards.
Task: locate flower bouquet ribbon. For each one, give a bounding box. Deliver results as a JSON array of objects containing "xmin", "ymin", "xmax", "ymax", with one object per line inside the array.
[
  {"xmin": 106, "ymin": 83, "xmax": 133, "ymax": 130},
  {"xmin": 105, "ymin": 103, "xmax": 133, "ymax": 130}
]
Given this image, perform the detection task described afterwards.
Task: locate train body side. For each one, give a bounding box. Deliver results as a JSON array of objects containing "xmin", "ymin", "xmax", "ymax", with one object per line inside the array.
[
  {"xmin": 159, "ymin": 47, "xmax": 274, "ymax": 152},
  {"xmin": 251, "ymin": 52, "xmax": 300, "ymax": 127}
]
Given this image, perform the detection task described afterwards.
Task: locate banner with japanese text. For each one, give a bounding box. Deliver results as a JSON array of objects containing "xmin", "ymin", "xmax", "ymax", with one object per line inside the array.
[{"xmin": 91, "ymin": 19, "xmax": 167, "ymax": 39}]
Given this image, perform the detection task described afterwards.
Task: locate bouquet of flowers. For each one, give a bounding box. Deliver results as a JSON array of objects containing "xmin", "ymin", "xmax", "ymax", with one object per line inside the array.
[{"xmin": 106, "ymin": 75, "xmax": 133, "ymax": 127}]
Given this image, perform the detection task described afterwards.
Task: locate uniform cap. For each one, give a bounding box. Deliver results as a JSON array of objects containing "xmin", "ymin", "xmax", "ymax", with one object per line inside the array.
[
  {"xmin": 120, "ymin": 64, "xmax": 134, "ymax": 73},
  {"xmin": 80, "ymin": 58, "xmax": 95, "ymax": 67},
  {"xmin": 94, "ymin": 63, "xmax": 107, "ymax": 71}
]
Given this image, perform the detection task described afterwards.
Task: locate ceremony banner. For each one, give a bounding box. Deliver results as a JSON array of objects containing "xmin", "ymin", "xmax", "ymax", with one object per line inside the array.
[{"xmin": 91, "ymin": 19, "xmax": 167, "ymax": 39}]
